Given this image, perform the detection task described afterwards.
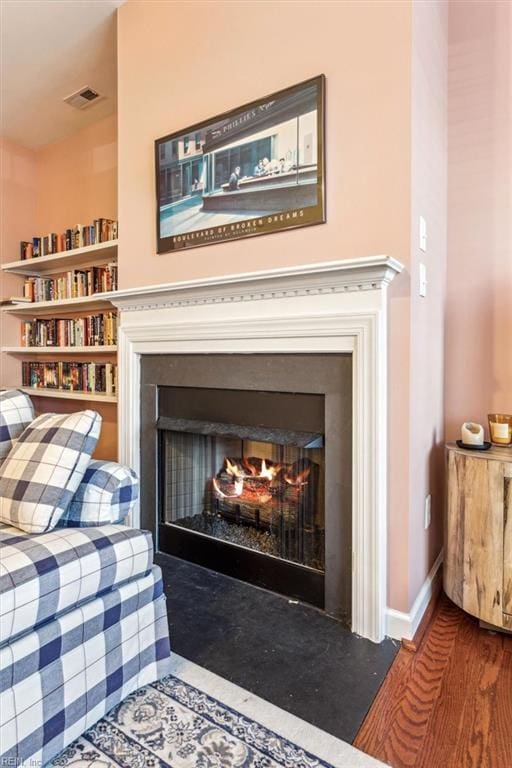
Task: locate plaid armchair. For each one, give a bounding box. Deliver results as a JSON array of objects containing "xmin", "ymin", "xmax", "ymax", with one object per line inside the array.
[{"xmin": 0, "ymin": 390, "xmax": 171, "ymax": 766}]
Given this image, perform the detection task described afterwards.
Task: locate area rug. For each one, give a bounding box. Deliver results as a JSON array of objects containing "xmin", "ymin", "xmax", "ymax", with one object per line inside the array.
[{"xmin": 50, "ymin": 654, "xmax": 387, "ymax": 768}]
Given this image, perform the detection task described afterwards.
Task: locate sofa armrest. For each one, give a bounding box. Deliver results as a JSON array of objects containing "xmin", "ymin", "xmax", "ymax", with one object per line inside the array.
[
  {"xmin": 56, "ymin": 460, "xmax": 139, "ymax": 527},
  {"xmin": 0, "ymin": 389, "xmax": 35, "ymax": 466}
]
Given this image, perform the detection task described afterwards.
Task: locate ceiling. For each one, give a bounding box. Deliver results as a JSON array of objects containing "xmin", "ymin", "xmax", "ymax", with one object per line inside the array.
[{"xmin": 0, "ymin": 0, "xmax": 123, "ymax": 149}]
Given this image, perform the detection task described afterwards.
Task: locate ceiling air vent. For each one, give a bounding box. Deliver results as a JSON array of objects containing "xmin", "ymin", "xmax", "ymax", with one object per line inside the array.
[{"xmin": 63, "ymin": 87, "xmax": 102, "ymax": 110}]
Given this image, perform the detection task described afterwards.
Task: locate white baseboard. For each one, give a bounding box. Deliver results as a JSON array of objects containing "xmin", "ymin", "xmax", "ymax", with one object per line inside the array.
[{"xmin": 386, "ymin": 550, "xmax": 443, "ymax": 641}]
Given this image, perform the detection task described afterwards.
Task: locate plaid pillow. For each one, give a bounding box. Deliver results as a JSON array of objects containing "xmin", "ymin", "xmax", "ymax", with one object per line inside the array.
[
  {"xmin": 0, "ymin": 410, "xmax": 101, "ymax": 533},
  {"xmin": 0, "ymin": 390, "xmax": 35, "ymax": 467},
  {"xmin": 56, "ymin": 459, "xmax": 139, "ymax": 527}
]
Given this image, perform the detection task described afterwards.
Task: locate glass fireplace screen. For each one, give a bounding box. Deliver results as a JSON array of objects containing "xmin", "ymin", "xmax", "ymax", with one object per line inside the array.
[{"xmin": 161, "ymin": 428, "xmax": 325, "ymax": 572}]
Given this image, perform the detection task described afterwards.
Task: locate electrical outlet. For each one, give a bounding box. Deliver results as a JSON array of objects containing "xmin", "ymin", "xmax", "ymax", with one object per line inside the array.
[
  {"xmin": 424, "ymin": 494, "xmax": 432, "ymax": 529},
  {"xmin": 419, "ymin": 262, "xmax": 428, "ymax": 297},
  {"xmin": 419, "ymin": 216, "xmax": 427, "ymax": 252}
]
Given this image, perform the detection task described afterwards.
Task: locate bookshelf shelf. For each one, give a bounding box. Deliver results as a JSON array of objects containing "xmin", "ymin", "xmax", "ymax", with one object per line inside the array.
[
  {"xmin": 2, "ymin": 346, "xmax": 117, "ymax": 354},
  {"xmin": 1, "ymin": 240, "xmax": 118, "ymax": 276},
  {"xmin": 12, "ymin": 387, "xmax": 117, "ymax": 403},
  {"xmin": 2, "ymin": 223, "xmax": 119, "ymax": 455},
  {"xmin": 0, "ymin": 292, "xmax": 117, "ymax": 315}
]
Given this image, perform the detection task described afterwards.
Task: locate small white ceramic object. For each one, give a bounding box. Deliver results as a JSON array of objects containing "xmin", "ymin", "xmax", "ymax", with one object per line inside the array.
[{"xmin": 461, "ymin": 422, "xmax": 484, "ymax": 445}]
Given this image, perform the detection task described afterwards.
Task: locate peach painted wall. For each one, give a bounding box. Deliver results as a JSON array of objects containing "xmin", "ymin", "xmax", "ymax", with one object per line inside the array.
[
  {"xmin": 0, "ymin": 138, "xmax": 38, "ymax": 386},
  {"xmin": 117, "ymin": 0, "xmax": 414, "ymax": 611},
  {"xmin": 446, "ymin": 0, "xmax": 512, "ymax": 437},
  {"xmin": 35, "ymin": 115, "xmax": 118, "ymax": 460},
  {"xmin": 117, "ymin": 0, "xmax": 412, "ymax": 288},
  {"xmin": 35, "ymin": 114, "xmax": 117, "ymax": 233},
  {"xmin": 0, "ymin": 117, "xmax": 118, "ymax": 460},
  {"xmin": 408, "ymin": 0, "xmax": 447, "ymax": 607}
]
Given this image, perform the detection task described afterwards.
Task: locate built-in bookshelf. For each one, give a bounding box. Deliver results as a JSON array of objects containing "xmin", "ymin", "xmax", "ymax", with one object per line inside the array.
[
  {"xmin": 0, "ymin": 294, "xmax": 116, "ymax": 315},
  {"xmin": 4, "ymin": 346, "xmax": 117, "ymax": 354},
  {"xmin": 1, "ymin": 239, "xmax": 118, "ymax": 402},
  {"xmin": 1, "ymin": 240, "xmax": 118, "ymax": 276},
  {"xmin": 14, "ymin": 387, "xmax": 117, "ymax": 404},
  {"xmin": 21, "ymin": 361, "xmax": 116, "ymax": 396}
]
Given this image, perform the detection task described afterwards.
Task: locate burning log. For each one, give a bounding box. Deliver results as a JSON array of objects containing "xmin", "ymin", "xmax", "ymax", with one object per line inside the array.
[
  {"xmin": 213, "ymin": 456, "xmax": 280, "ymax": 505},
  {"xmin": 208, "ymin": 455, "xmax": 318, "ymax": 538}
]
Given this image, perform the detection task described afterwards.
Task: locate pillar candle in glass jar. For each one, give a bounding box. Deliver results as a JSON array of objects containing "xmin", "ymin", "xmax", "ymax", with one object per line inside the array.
[{"xmin": 488, "ymin": 414, "xmax": 512, "ymax": 445}]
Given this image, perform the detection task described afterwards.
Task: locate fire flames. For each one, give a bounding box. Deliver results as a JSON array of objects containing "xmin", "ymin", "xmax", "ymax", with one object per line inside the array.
[{"xmin": 212, "ymin": 456, "xmax": 311, "ymax": 505}]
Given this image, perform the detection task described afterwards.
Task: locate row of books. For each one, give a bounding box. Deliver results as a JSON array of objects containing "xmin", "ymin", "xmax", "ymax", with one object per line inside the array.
[
  {"xmin": 22, "ymin": 362, "xmax": 117, "ymax": 395},
  {"xmin": 23, "ymin": 264, "xmax": 118, "ymax": 302},
  {"xmin": 21, "ymin": 312, "xmax": 118, "ymax": 348},
  {"xmin": 20, "ymin": 220, "xmax": 118, "ymax": 260}
]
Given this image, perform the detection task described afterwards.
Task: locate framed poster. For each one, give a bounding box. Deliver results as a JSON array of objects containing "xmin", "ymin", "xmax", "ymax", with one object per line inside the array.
[{"xmin": 155, "ymin": 75, "xmax": 325, "ymax": 253}]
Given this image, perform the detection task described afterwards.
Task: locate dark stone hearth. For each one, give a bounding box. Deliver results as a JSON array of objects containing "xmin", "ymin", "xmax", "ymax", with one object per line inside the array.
[{"xmin": 157, "ymin": 552, "xmax": 398, "ymax": 744}]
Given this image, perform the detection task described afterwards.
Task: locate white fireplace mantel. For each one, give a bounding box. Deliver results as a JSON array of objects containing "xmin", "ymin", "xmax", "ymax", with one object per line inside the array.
[
  {"xmin": 112, "ymin": 254, "xmax": 402, "ymax": 312},
  {"xmin": 113, "ymin": 255, "xmax": 403, "ymax": 643}
]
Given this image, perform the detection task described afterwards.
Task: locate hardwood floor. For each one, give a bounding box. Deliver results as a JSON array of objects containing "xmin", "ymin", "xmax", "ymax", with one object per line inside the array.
[{"xmin": 354, "ymin": 594, "xmax": 512, "ymax": 768}]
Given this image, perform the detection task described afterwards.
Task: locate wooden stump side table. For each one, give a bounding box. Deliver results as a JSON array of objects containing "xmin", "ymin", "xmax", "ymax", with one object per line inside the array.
[{"xmin": 444, "ymin": 442, "xmax": 512, "ymax": 631}]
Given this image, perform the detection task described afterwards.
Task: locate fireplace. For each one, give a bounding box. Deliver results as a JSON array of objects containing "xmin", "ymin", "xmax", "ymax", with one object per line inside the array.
[
  {"xmin": 114, "ymin": 256, "xmax": 403, "ymax": 640},
  {"xmin": 140, "ymin": 354, "xmax": 352, "ymax": 622}
]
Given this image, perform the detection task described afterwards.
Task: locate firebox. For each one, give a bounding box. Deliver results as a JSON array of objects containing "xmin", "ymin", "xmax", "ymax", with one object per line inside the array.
[
  {"xmin": 158, "ymin": 387, "xmax": 325, "ymax": 605},
  {"xmin": 140, "ymin": 354, "xmax": 352, "ymax": 622}
]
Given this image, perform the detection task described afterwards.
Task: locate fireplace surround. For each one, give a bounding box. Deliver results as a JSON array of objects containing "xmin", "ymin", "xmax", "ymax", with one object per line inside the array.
[
  {"xmin": 112, "ymin": 255, "xmax": 403, "ymax": 642},
  {"xmin": 139, "ymin": 354, "xmax": 352, "ymax": 621}
]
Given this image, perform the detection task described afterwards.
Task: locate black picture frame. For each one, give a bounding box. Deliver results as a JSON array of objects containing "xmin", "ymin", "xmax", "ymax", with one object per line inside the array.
[{"xmin": 155, "ymin": 75, "xmax": 325, "ymax": 253}]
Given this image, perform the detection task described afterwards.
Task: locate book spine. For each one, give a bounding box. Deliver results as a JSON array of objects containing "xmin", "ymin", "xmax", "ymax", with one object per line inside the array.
[
  {"xmin": 20, "ymin": 241, "xmax": 32, "ymax": 260},
  {"xmin": 20, "ymin": 361, "xmax": 117, "ymax": 393},
  {"xmin": 20, "ymin": 219, "xmax": 116, "ymax": 261},
  {"xmin": 19, "ymin": 311, "xmax": 117, "ymax": 348}
]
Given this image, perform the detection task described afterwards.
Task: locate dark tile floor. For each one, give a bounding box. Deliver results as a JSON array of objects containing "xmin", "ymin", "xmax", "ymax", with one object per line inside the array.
[{"xmin": 156, "ymin": 552, "xmax": 398, "ymax": 744}]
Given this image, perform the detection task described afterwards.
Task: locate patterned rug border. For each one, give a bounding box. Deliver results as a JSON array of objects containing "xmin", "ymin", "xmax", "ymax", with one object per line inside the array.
[
  {"xmin": 168, "ymin": 654, "xmax": 387, "ymax": 768},
  {"xmin": 82, "ymin": 722, "xmax": 159, "ymax": 768},
  {"xmin": 50, "ymin": 654, "xmax": 387, "ymax": 768},
  {"xmin": 154, "ymin": 674, "xmax": 334, "ymax": 767}
]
